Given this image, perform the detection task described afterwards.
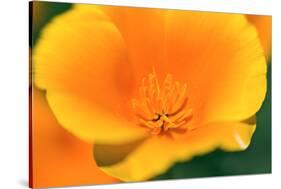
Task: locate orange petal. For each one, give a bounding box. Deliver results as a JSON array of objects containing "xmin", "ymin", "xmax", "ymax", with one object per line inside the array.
[
  {"xmin": 247, "ymin": 15, "xmax": 272, "ymax": 58},
  {"xmin": 45, "ymin": 91, "xmax": 147, "ymax": 144},
  {"xmin": 162, "ymin": 11, "xmax": 267, "ymax": 124},
  {"xmin": 30, "ymin": 88, "xmax": 117, "ymax": 188},
  {"xmin": 98, "ymin": 121, "xmax": 255, "ymax": 181},
  {"xmin": 75, "ymin": 4, "xmax": 166, "ymax": 80},
  {"xmin": 75, "ymin": 7, "xmax": 266, "ymax": 125},
  {"xmin": 33, "ymin": 7, "xmax": 147, "ymax": 144}
]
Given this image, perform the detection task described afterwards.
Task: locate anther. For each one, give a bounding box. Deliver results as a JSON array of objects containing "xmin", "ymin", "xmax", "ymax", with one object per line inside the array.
[{"xmin": 131, "ymin": 72, "xmax": 193, "ymax": 135}]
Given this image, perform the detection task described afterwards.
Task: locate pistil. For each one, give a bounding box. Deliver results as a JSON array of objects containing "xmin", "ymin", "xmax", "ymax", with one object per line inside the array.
[{"xmin": 131, "ymin": 71, "xmax": 193, "ymax": 135}]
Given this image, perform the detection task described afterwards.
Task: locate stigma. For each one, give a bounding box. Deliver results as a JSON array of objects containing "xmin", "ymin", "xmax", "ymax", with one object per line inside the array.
[{"xmin": 131, "ymin": 71, "xmax": 193, "ymax": 135}]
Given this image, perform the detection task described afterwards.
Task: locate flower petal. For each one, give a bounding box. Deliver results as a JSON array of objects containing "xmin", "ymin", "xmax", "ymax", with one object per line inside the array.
[
  {"xmin": 75, "ymin": 4, "xmax": 166, "ymax": 80},
  {"xmin": 33, "ymin": 7, "xmax": 147, "ymax": 143},
  {"xmin": 94, "ymin": 138, "xmax": 147, "ymax": 167},
  {"xmin": 46, "ymin": 91, "xmax": 147, "ymax": 144},
  {"xmin": 97, "ymin": 121, "xmax": 256, "ymax": 181},
  {"xmin": 247, "ymin": 15, "xmax": 272, "ymax": 58},
  {"xmin": 162, "ymin": 11, "xmax": 267, "ymax": 124},
  {"xmin": 31, "ymin": 88, "xmax": 117, "ymax": 188}
]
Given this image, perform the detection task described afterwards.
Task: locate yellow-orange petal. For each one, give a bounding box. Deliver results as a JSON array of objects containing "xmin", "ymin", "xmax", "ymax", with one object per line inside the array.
[
  {"xmin": 162, "ymin": 11, "xmax": 267, "ymax": 124},
  {"xmin": 97, "ymin": 121, "xmax": 256, "ymax": 181},
  {"xmin": 75, "ymin": 4, "xmax": 166, "ymax": 80},
  {"xmin": 247, "ymin": 15, "xmax": 272, "ymax": 58},
  {"xmin": 72, "ymin": 7, "xmax": 267, "ymax": 125},
  {"xmin": 33, "ymin": 7, "xmax": 147, "ymax": 143},
  {"xmin": 46, "ymin": 91, "xmax": 147, "ymax": 144},
  {"xmin": 30, "ymin": 88, "xmax": 117, "ymax": 188}
]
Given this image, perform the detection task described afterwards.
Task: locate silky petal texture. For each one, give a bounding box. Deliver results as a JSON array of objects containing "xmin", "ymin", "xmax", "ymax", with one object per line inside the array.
[
  {"xmin": 33, "ymin": 6, "xmax": 267, "ymax": 182},
  {"xmin": 75, "ymin": 6, "xmax": 267, "ymax": 124},
  {"xmin": 75, "ymin": 5, "xmax": 166, "ymax": 80},
  {"xmin": 247, "ymin": 15, "xmax": 272, "ymax": 58},
  {"xmin": 46, "ymin": 91, "xmax": 147, "ymax": 144},
  {"xmin": 31, "ymin": 88, "xmax": 117, "ymax": 188},
  {"xmin": 161, "ymin": 11, "xmax": 267, "ymax": 125},
  {"xmin": 33, "ymin": 7, "xmax": 147, "ymax": 143},
  {"xmin": 98, "ymin": 122, "xmax": 256, "ymax": 181}
]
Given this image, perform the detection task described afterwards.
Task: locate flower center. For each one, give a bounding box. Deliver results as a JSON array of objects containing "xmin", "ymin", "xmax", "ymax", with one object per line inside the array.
[{"xmin": 131, "ymin": 72, "xmax": 193, "ymax": 135}]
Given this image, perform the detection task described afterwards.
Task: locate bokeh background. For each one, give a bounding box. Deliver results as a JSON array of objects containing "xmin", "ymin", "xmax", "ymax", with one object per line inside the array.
[{"xmin": 30, "ymin": 1, "xmax": 271, "ymax": 181}]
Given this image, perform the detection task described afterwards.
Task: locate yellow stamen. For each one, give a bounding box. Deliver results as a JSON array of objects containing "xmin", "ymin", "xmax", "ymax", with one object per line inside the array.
[{"xmin": 131, "ymin": 72, "xmax": 193, "ymax": 135}]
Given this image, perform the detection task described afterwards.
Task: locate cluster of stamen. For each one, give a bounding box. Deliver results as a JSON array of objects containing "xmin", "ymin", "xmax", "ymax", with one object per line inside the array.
[{"xmin": 131, "ymin": 72, "xmax": 193, "ymax": 135}]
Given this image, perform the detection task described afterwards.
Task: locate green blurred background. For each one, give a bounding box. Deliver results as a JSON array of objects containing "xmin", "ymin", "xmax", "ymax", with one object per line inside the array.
[{"xmin": 30, "ymin": 1, "xmax": 271, "ymax": 181}]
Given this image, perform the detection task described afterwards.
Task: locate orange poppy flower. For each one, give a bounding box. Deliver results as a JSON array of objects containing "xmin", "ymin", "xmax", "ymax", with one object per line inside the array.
[
  {"xmin": 33, "ymin": 5, "xmax": 267, "ymax": 182},
  {"xmin": 247, "ymin": 15, "xmax": 272, "ymax": 58},
  {"xmin": 30, "ymin": 88, "xmax": 117, "ymax": 188}
]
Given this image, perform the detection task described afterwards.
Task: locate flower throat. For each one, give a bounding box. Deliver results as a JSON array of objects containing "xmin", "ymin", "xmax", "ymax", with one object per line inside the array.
[{"xmin": 131, "ymin": 72, "xmax": 193, "ymax": 135}]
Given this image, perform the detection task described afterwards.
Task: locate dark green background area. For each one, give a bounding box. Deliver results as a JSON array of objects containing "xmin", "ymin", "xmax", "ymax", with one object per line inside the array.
[
  {"xmin": 30, "ymin": 1, "xmax": 271, "ymax": 181},
  {"xmin": 30, "ymin": 1, "xmax": 72, "ymax": 47}
]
